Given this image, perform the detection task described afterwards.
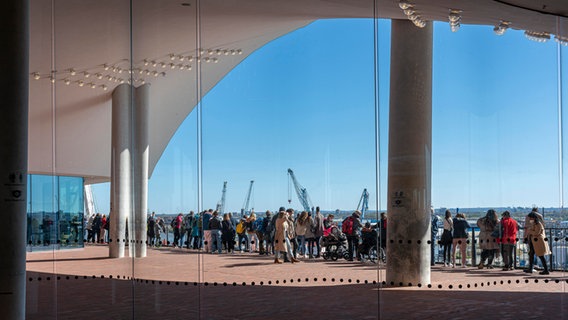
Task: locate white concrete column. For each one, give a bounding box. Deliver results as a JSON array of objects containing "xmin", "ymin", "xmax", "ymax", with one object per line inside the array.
[
  {"xmin": 133, "ymin": 84, "xmax": 149, "ymax": 258},
  {"xmin": 386, "ymin": 19, "xmax": 433, "ymax": 286},
  {"xmin": 0, "ymin": 1, "xmax": 28, "ymax": 318},
  {"xmin": 110, "ymin": 84, "xmax": 132, "ymax": 258}
]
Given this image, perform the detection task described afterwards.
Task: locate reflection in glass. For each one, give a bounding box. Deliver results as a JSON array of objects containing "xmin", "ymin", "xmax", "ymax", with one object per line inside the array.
[{"xmin": 27, "ymin": 175, "xmax": 84, "ymax": 250}]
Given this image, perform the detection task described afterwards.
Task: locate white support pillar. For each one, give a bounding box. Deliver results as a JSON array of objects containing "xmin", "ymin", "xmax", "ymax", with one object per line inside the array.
[
  {"xmin": 0, "ymin": 1, "xmax": 29, "ymax": 318},
  {"xmin": 133, "ymin": 84, "xmax": 149, "ymax": 258},
  {"xmin": 110, "ymin": 84, "xmax": 132, "ymax": 258},
  {"xmin": 386, "ymin": 19, "xmax": 433, "ymax": 286}
]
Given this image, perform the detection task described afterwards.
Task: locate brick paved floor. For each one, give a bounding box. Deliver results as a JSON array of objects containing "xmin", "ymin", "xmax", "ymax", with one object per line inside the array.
[{"xmin": 26, "ymin": 245, "xmax": 568, "ymax": 319}]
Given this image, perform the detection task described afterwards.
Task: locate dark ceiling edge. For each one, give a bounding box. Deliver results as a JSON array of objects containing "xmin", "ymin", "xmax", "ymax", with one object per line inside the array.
[{"xmin": 493, "ymin": 0, "xmax": 568, "ymax": 19}]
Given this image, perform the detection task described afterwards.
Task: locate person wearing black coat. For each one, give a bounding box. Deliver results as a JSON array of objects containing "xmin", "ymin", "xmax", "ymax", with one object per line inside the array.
[{"xmin": 221, "ymin": 213, "xmax": 236, "ymax": 253}]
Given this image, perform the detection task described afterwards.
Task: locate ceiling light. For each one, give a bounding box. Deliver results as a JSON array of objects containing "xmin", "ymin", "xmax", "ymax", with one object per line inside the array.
[
  {"xmin": 494, "ymin": 21, "xmax": 511, "ymax": 36},
  {"xmin": 450, "ymin": 22, "xmax": 460, "ymax": 32},
  {"xmin": 413, "ymin": 19, "xmax": 426, "ymax": 28},
  {"xmin": 78, "ymin": 80, "xmax": 84, "ymax": 87},
  {"xmin": 408, "ymin": 13, "xmax": 419, "ymax": 21},
  {"xmin": 448, "ymin": 9, "xmax": 462, "ymax": 32},
  {"xmin": 555, "ymin": 35, "xmax": 568, "ymax": 46},
  {"xmin": 63, "ymin": 78, "xmax": 71, "ymax": 85},
  {"xmin": 68, "ymin": 68, "xmax": 77, "ymax": 76},
  {"xmin": 32, "ymin": 72, "xmax": 41, "ymax": 80},
  {"xmin": 525, "ymin": 30, "xmax": 550, "ymax": 43},
  {"xmin": 448, "ymin": 9, "xmax": 462, "ymax": 23},
  {"xmin": 399, "ymin": 1, "xmax": 412, "ymax": 10},
  {"xmin": 101, "ymin": 84, "xmax": 108, "ymax": 91},
  {"xmin": 403, "ymin": 8, "xmax": 415, "ymax": 16}
]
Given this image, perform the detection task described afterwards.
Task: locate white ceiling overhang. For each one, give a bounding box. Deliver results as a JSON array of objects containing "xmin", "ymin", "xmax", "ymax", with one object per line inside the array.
[{"xmin": 28, "ymin": 0, "xmax": 568, "ymax": 184}]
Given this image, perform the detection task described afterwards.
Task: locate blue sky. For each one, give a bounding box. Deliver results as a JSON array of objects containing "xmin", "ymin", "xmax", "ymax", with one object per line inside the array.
[{"xmin": 93, "ymin": 19, "xmax": 565, "ymax": 215}]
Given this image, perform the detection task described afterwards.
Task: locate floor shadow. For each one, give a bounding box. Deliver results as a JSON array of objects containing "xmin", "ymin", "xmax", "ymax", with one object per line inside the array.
[
  {"xmin": 26, "ymin": 256, "xmax": 111, "ymax": 263},
  {"xmin": 26, "ymin": 270, "xmax": 568, "ymax": 319}
]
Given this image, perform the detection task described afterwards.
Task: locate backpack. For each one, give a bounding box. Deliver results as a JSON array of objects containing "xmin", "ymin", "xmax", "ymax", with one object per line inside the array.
[
  {"xmin": 247, "ymin": 219, "xmax": 256, "ymax": 232},
  {"xmin": 170, "ymin": 218, "xmax": 176, "ymax": 228},
  {"xmin": 209, "ymin": 217, "xmax": 221, "ymax": 230},
  {"xmin": 254, "ymin": 217, "xmax": 265, "ymax": 233},
  {"xmin": 342, "ymin": 216, "xmax": 354, "ymax": 235},
  {"xmin": 265, "ymin": 218, "xmax": 274, "ymax": 236},
  {"xmin": 236, "ymin": 222, "xmax": 246, "ymax": 235},
  {"xmin": 262, "ymin": 218, "xmax": 271, "ymax": 235}
]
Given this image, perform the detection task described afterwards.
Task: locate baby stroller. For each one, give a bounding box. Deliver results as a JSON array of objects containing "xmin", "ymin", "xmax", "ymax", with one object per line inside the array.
[
  {"xmin": 322, "ymin": 226, "xmax": 349, "ymax": 261},
  {"xmin": 358, "ymin": 228, "xmax": 380, "ymax": 263}
]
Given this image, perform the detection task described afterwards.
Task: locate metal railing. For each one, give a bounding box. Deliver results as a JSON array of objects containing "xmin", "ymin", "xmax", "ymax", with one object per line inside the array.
[{"xmin": 433, "ymin": 227, "xmax": 568, "ymax": 271}]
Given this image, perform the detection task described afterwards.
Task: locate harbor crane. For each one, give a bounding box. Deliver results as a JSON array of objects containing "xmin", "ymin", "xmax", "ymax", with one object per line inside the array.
[
  {"xmin": 287, "ymin": 168, "xmax": 313, "ymax": 213},
  {"xmin": 215, "ymin": 181, "xmax": 227, "ymax": 214},
  {"xmin": 357, "ymin": 188, "xmax": 369, "ymax": 219},
  {"xmin": 240, "ymin": 180, "xmax": 254, "ymax": 216}
]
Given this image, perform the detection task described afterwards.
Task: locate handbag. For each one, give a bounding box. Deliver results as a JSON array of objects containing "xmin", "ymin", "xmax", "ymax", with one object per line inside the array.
[{"xmin": 490, "ymin": 222, "xmax": 502, "ymax": 238}]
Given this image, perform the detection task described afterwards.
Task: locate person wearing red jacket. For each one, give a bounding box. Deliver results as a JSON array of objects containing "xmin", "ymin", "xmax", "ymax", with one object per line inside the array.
[{"xmin": 498, "ymin": 211, "xmax": 518, "ymax": 271}]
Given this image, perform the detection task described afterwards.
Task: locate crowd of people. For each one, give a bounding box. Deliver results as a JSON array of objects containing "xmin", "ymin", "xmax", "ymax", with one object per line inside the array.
[
  {"xmin": 85, "ymin": 213, "xmax": 109, "ymax": 244},
  {"xmin": 439, "ymin": 207, "xmax": 551, "ymax": 275},
  {"xmin": 145, "ymin": 206, "xmax": 384, "ymax": 264},
  {"xmin": 80, "ymin": 205, "xmax": 553, "ymax": 273}
]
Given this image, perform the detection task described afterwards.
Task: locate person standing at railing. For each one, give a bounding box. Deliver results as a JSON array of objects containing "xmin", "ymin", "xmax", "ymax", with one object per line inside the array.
[
  {"xmin": 172, "ymin": 213, "xmax": 184, "ymax": 248},
  {"xmin": 525, "ymin": 210, "xmax": 551, "ymax": 275},
  {"xmin": 452, "ymin": 213, "xmax": 471, "ymax": 268},
  {"xmin": 524, "ymin": 207, "xmax": 542, "ymax": 272},
  {"xmin": 498, "ymin": 211, "xmax": 518, "ymax": 271},
  {"xmin": 379, "ymin": 212, "xmax": 388, "ymax": 254},
  {"xmin": 147, "ymin": 212, "xmax": 156, "ymax": 247},
  {"xmin": 430, "ymin": 209, "xmax": 439, "ymax": 266},
  {"xmin": 440, "ymin": 210, "xmax": 453, "ymax": 267},
  {"xmin": 477, "ymin": 209, "xmax": 500, "ymax": 269}
]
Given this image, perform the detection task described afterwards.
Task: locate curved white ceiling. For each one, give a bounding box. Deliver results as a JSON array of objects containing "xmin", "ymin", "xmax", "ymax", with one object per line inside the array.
[{"xmin": 28, "ymin": 0, "xmax": 568, "ymax": 183}]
